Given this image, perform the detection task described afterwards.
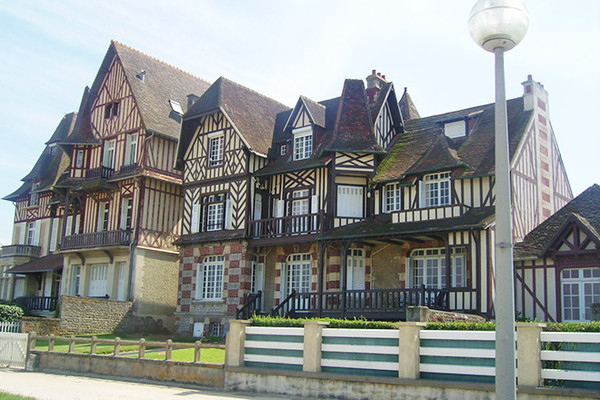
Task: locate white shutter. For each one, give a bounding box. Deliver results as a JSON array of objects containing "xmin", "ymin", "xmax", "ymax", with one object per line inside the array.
[
  {"xmin": 50, "ymin": 218, "xmax": 59, "ymax": 252},
  {"xmin": 33, "ymin": 221, "xmax": 40, "ymax": 246},
  {"xmin": 253, "ymin": 193, "xmax": 262, "ymax": 220},
  {"xmin": 18, "ymin": 222, "xmax": 26, "ymax": 245},
  {"xmin": 191, "ymin": 203, "xmax": 200, "ymax": 233},
  {"xmin": 275, "ymin": 199, "xmax": 284, "ymax": 217},
  {"xmin": 419, "ymin": 180, "xmax": 426, "ymax": 208},
  {"xmin": 224, "ymin": 198, "xmax": 234, "ymax": 230},
  {"xmin": 311, "ymin": 194, "xmax": 319, "ymax": 229},
  {"xmin": 253, "ymin": 262, "xmax": 265, "ymax": 293},
  {"xmin": 75, "ymin": 214, "xmax": 81, "ymax": 234},
  {"xmin": 65, "ymin": 216, "xmax": 73, "ymax": 236},
  {"xmin": 124, "ymin": 136, "xmax": 131, "ymax": 166}
]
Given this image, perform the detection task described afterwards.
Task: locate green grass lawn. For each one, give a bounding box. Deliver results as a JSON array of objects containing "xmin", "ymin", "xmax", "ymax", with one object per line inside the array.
[
  {"xmin": 33, "ymin": 333, "xmax": 225, "ymax": 363},
  {"xmin": 0, "ymin": 392, "xmax": 37, "ymax": 400}
]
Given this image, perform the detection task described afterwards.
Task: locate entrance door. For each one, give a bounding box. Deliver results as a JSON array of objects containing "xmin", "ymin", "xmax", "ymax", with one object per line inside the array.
[{"xmin": 346, "ymin": 249, "xmax": 365, "ymax": 290}]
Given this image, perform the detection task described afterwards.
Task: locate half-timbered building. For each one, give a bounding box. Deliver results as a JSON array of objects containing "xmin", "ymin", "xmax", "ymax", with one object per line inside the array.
[
  {"xmin": 515, "ymin": 184, "xmax": 599, "ymax": 322},
  {"xmin": 175, "ymin": 71, "xmax": 573, "ymax": 334},
  {"xmin": 53, "ymin": 41, "xmax": 210, "ymax": 330},
  {"xmin": 1, "ymin": 113, "xmax": 77, "ymax": 315}
]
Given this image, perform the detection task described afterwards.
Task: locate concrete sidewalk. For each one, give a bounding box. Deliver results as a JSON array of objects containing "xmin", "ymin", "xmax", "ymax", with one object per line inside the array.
[{"xmin": 0, "ymin": 368, "xmax": 317, "ymax": 400}]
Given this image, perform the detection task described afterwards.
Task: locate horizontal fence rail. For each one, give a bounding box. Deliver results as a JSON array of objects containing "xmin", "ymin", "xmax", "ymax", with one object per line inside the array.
[
  {"xmin": 61, "ymin": 229, "xmax": 131, "ymax": 250},
  {"xmin": 30, "ymin": 334, "xmax": 224, "ymax": 364},
  {"xmin": 540, "ymin": 331, "xmax": 600, "ymax": 389},
  {"xmin": 243, "ymin": 326, "xmax": 304, "ymax": 370}
]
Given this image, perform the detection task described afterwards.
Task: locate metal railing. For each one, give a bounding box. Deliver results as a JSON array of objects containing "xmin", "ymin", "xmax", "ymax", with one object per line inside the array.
[
  {"xmin": 61, "ymin": 229, "xmax": 131, "ymax": 250},
  {"xmin": 0, "ymin": 244, "xmax": 41, "ymax": 258}
]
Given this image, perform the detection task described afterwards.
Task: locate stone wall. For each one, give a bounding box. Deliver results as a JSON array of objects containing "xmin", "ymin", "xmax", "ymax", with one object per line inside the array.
[
  {"xmin": 406, "ymin": 306, "xmax": 486, "ymax": 323},
  {"xmin": 21, "ymin": 316, "xmax": 60, "ymax": 335}
]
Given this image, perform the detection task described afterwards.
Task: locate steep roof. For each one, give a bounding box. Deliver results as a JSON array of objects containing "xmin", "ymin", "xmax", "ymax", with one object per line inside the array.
[
  {"xmin": 60, "ymin": 87, "xmax": 99, "ymax": 145},
  {"xmin": 323, "ymin": 79, "xmax": 384, "ymax": 153},
  {"xmin": 177, "ymin": 77, "xmax": 288, "ymax": 167},
  {"xmin": 4, "ymin": 113, "xmax": 77, "ymax": 201},
  {"xmin": 515, "ymin": 184, "xmax": 600, "ymax": 259},
  {"xmin": 374, "ymin": 97, "xmax": 533, "ymax": 183},
  {"xmin": 399, "ymin": 88, "xmax": 420, "ymax": 121}
]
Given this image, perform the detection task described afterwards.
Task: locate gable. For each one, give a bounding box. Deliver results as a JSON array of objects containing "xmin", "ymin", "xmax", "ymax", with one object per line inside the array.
[{"xmin": 545, "ymin": 217, "xmax": 600, "ymax": 255}]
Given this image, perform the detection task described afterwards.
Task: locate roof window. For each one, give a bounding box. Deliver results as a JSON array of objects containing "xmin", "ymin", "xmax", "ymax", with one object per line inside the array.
[
  {"xmin": 444, "ymin": 120, "xmax": 466, "ymax": 139},
  {"xmin": 169, "ymin": 100, "xmax": 184, "ymax": 115}
]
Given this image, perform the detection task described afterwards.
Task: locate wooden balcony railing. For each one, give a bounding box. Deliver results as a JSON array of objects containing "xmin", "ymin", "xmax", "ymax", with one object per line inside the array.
[
  {"xmin": 85, "ymin": 166, "xmax": 114, "ymax": 180},
  {"xmin": 248, "ymin": 212, "xmax": 325, "ymax": 239},
  {"xmin": 119, "ymin": 164, "xmax": 137, "ymax": 174},
  {"xmin": 236, "ymin": 291, "xmax": 263, "ymax": 319},
  {"xmin": 61, "ymin": 230, "xmax": 132, "ymax": 250},
  {"xmin": 0, "ymin": 244, "xmax": 41, "ymax": 258},
  {"xmin": 14, "ymin": 296, "xmax": 58, "ymax": 311}
]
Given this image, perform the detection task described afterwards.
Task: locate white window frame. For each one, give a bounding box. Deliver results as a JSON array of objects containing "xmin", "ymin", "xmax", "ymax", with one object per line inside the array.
[
  {"xmin": 75, "ymin": 149, "xmax": 84, "ymax": 168},
  {"xmin": 284, "ymin": 254, "xmax": 312, "ymax": 296},
  {"xmin": 561, "ymin": 267, "xmax": 600, "ymax": 322},
  {"xmin": 208, "ymin": 132, "xmax": 224, "ymax": 167},
  {"xmin": 337, "ymin": 185, "xmax": 364, "ymax": 218},
  {"xmin": 205, "ymin": 194, "xmax": 225, "ymax": 231},
  {"xmin": 120, "ymin": 198, "xmax": 133, "ymax": 231},
  {"xmin": 422, "ymin": 172, "xmax": 451, "ymax": 208},
  {"xmin": 70, "ymin": 264, "xmax": 81, "ymax": 296},
  {"xmin": 102, "ymin": 139, "xmax": 116, "ymax": 170},
  {"xmin": 346, "ymin": 249, "xmax": 366, "ymax": 290},
  {"xmin": 26, "ymin": 221, "xmax": 38, "ymax": 246},
  {"xmin": 280, "ymin": 144, "xmax": 287, "ymax": 156},
  {"xmin": 197, "ymin": 255, "xmax": 225, "ymax": 300},
  {"xmin": 384, "ymin": 183, "xmax": 402, "ymax": 213},
  {"xmin": 97, "ymin": 201, "xmax": 109, "ymax": 232},
  {"xmin": 293, "ymin": 126, "xmax": 313, "ymax": 161},
  {"xmin": 88, "ymin": 264, "xmax": 108, "ymax": 297},
  {"xmin": 30, "ymin": 182, "xmax": 40, "ymax": 206},
  {"xmin": 124, "ymin": 133, "xmax": 138, "ymax": 166},
  {"xmin": 408, "ymin": 247, "xmax": 466, "ymax": 289}
]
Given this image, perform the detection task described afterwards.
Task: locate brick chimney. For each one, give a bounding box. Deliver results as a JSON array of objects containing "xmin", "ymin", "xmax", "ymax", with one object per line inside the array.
[{"xmin": 366, "ymin": 69, "xmax": 387, "ymax": 104}]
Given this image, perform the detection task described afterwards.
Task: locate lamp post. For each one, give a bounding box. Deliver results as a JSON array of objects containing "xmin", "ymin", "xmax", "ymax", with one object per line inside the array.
[{"xmin": 468, "ymin": 1, "xmax": 529, "ymax": 399}]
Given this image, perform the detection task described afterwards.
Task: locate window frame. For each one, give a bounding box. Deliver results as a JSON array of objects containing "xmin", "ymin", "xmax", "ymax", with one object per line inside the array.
[
  {"xmin": 97, "ymin": 201, "xmax": 109, "ymax": 232},
  {"xmin": 204, "ymin": 193, "xmax": 225, "ymax": 232},
  {"xmin": 384, "ymin": 182, "xmax": 402, "ymax": 213},
  {"xmin": 104, "ymin": 101, "xmax": 120, "ymax": 119},
  {"xmin": 196, "ymin": 255, "xmax": 225, "ymax": 300},
  {"xmin": 293, "ymin": 126, "xmax": 313, "ymax": 161},
  {"xmin": 423, "ymin": 172, "xmax": 451, "ymax": 208},
  {"xmin": 75, "ymin": 149, "xmax": 85, "ymax": 168},
  {"xmin": 337, "ymin": 185, "xmax": 364, "ymax": 218},
  {"xmin": 561, "ymin": 267, "xmax": 600, "ymax": 322},
  {"xmin": 284, "ymin": 253, "xmax": 312, "ymax": 295},
  {"xmin": 408, "ymin": 247, "xmax": 466, "ymax": 289},
  {"xmin": 208, "ymin": 132, "xmax": 224, "ymax": 167},
  {"xmin": 124, "ymin": 133, "xmax": 138, "ymax": 166},
  {"xmin": 102, "ymin": 139, "xmax": 116, "ymax": 170}
]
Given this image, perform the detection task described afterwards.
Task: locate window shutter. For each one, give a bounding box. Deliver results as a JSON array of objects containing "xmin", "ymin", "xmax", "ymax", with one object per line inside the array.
[
  {"xmin": 406, "ymin": 257, "xmax": 412, "ymax": 287},
  {"xmin": 75, "ymin": 214, "xmax": 80, "ymax": 234},
  {"xmin": 19, "ymin": 222, "xmax": 26, "ymax": 245},
  {"xmin": 275, "ymin": 199, "xmax": 284, "ymax": 217},
  {"xmin": 224, "ymin": 198, "xmax": 234, "ymax": 230},
  {"xmin": 191, "ymin": 203, "xmax": 200, "ymax": 233},
  {"xmin": 65, "ymin": 216, "xmax": 73, "ymax": 236},
  {"xmin": 124, "ymin": 136, "xmax": 131, "ymax": 166},
  {"xmin": 120, "ymin": 200, "xmax": 128, "ymax": 230},
  {"xmin": 419, "ymin": 180, "xmax": 426, "ymax": 208},
  {"xmin": 33, "ymin": 221, "xmax": 40, "ymax": 246},
  {"xmin": 50, "ymin": 218, "xmax": 59, "ymax": 252},
  {"xmin": 311, "ymin": 194, "xmax": 319, "ymax": 229}
]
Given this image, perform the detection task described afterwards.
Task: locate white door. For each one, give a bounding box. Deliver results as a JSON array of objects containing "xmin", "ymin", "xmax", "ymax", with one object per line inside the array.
[
  {"xmin": 346, "ymin": 249, "xmax": 365, "ymax": 290},
  {"xmin": 88, "ymin": 264, "xmax": 108, "ymax": 297}
]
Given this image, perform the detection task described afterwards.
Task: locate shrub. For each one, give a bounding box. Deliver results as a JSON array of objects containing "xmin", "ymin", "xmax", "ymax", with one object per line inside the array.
[
  {"xmin": 425, "ymin": 321, "xmax": 496, "ymax": 331},
  {"xmin": 0, "ymin": 303, "xmax": 24, "ymax": 322},
  {"xmin": 544, "ymin": 321, "xmax": 600, "ymax": 332}
]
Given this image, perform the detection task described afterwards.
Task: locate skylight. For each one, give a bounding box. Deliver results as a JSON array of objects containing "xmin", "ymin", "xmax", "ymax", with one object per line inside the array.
[{"xmin": 169, "ymin": 100, "xmax": 184, "ymax": 115}]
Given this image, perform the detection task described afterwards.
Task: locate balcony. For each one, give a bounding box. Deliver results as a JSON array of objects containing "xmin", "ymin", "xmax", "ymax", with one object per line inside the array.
[
  {"xmin": 247, "ymin": 212, "xmax": 325, "ymax": 244},
  {"xmin": 119, "ymin": 163, "xmax": 137, "ymax": 175},
  {"xmin": 85, "ymin": 166, "xmax": 114, "ymax": 180},
  {"xmin": 61, "ymin": 229, "xmax": 132, "ymax": 251},
  {"xmin": 14, "ymin": 296, "xmax": 58, "ymax": 312},
  {"xmin": 0, "ymin": 244, "xmax": 41, "ymax": 258},
  {"xmin": 392, "ymin": 204, "xmax": 469, "ymax": 224}
]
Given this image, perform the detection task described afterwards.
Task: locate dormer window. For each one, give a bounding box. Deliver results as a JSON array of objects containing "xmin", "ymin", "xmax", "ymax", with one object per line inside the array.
[
  {"xmin": 444, "ymin": 120, "xmax": 466, "ymax": 138},
  {"xmin": 30, "ymin": 182, "xmax": 40, "ymax": 206},
  {"xmin": 208, "ymin": 131, "xmax": 224, "ymax": 167},
  {"xmin": 420, "ymin": 172, "xmax": 451, "ymax": 208},
  {"xmin": 293, "ymin": 126, "xmax": 312, "ymax": 161},
  {"xmin": 75, "ymin": 149, "xmax": 85, "ymax": 168},
  {"xmin": 280, "ymin": 144, "xmax": 287, "ymax": 156}
]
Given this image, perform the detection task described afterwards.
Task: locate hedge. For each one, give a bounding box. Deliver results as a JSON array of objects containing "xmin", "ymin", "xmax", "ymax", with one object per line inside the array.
[
  {"xmin": 0, "ymin": 303, "xmax": 24, "ymax": 322},
  {"xmin": 248, "ymin": 315, "xmax": 600, "ymax": 332}
]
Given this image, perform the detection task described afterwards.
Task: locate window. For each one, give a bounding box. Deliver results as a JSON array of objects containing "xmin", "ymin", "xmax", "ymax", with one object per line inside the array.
[
  {"xmin": 280, "ymin": 144, "xmax": 287, "ymax": 156},
  {"xmin": 75, "ymin": 149, "xmax": 85, "ymax": 168},
  {"xmin": 208, "ymin": 133, "xmax": 224, "ymax": 167},
  {"xmin": 88, "ymin": 264, "xmax": 108, "ymax": 297},
  {"xmin": 285, "ymin": 254, "xmax": 312, "ymax": 295},
  {"xmin": 102, "ymin": 139, "xmax": 116, "ymax": 169},
  {"xmin": 124, "ymin": 133, "xmax": 138, "ymax": 166},
  {"xmin": 29, "ymin": 182, "xmax": 40, "ymax": 206},
  {"xmin": 422, "ymin": 172, "xmax": 451, "ymax": 207},
  {"xmin": 208, "ymin": 322, "xmax": 221, "ymax": 336},
  {"xmin": 97, "ymin": 201, "xmax": 109, "ymax": 232},
  {"xmin": 409, "ymin": 248, "xmax": 466, "ymax": 289},
  {"xmin": 120, "ymin": 198, "xmax": 133, "ymax": 230},
  {"xmin": 197, "ymin": 255, "xmax": 225, "ymax": 300},
  {"xmin": 293, "ymin": 126, "xmax": 312, "ymax": 161},
  {"xmin": 104, "ymin": 102, "xmax": 120, "ymax": 119},
  {"xmin": 70, "ymin": 265, "xmax": 81, "ymax": 296},
  {"xmin": 290, "ymin": 189, "xmax": 309, "ymax": 233},
  {"xmin": 206, "ymin": 194, "xmax": 225, "ymax": 231},
  {"xmin": 561, "ymin": 268, "xmax": 600, "ymax": 321},
  {"xmin": 26, "ymin": 221, "xmax": 38, "ymax": 246},
  {"xmin": 384, "ymin": 183, "xmax": 401, "ymax": 212},
  {"xmin": 337, "ymin": 185, "xmax": 364, "ymax": 218},
  {"xmin": 444, "ymin": 120, "xmax": 467, "ymax": 138}
]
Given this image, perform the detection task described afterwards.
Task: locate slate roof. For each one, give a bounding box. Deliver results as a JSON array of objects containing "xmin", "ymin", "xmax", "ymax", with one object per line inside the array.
[
  {"xmin": 323, "ymin": 79, "xmax": 384, "ymax": 153},
  {"xmin": 6, "ymin": 253, "xmax": 63, "ymax": 274},
  {"xmin": 514, "ymin": 184, "xmax": 600, "ymax": 259},
  {"xmin": 374, "ymin": 97, "xmax": 533, "ymax": 183},
  {"xmin": 319, "ymin": 206, "xmax": 495, "ymax": 241},
  {"xmin": 60, "ymin": 87, "xmax": 99, "ymax": 145},
  {"xmin": 399, "ymin": 88, "xmax": 420, "ymax": 121},
  {"xmin": 177, "ymin": 77, "xmax": 289, "ymax": 167},
  {"xmin": 4, "ymin": 113, "xmax": 77, "ymax": 201}
]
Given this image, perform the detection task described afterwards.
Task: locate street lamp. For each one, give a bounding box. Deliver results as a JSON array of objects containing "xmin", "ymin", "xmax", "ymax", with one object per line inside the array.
[{"xmin": 468, "ymin": 1, "xmax": 529, "ymax": 400}]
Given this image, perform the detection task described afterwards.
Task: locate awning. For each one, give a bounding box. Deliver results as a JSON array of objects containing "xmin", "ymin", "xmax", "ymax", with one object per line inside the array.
[{"xmin": 6, "ymin": 253, "xmax": 64, "ymax": 274}]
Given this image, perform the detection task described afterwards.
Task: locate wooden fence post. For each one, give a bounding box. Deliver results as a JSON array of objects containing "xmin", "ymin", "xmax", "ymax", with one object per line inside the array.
[
  {"xmin": 90, "ymin": 336, "xmax": 97, "ymax": 355},
  {"xmin": 225, "ymin": 320, "xmax": 251, "ymax": 367},
  {"xmin": 516, "ymin": 322, "xmax": 546, "ymax": 387},
  {"xmin": 194, "ymin": 341, "xmax": 202, "ymax": 363},
  {"xmin": 68, "ymin": 335, "xmax": 75, "ymax": 353},
  {"xmin": 114, "ymin": 337, "xmax": 120, "ymax": 356},
  {"xmin": 397, "ymin": 322, "xmax": 426, "ymax": 379},
  {"xmin": 48, "ymin": 334, "xmax": 54, "ymax": 351},
  {"xmin": 303, "ymin": 320, "xmax": 330, "ymax": 372},
  {"xmin": 166, "ymin": 339, "xmax": 173, "ymax": 360},
  {"xmin": 138, "ymin": 338, "xmax": 145, "ymax": 359}
]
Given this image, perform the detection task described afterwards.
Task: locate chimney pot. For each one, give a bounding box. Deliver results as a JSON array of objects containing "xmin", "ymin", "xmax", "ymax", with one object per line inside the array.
[
  {"xmin": 377, "ymin": 72, "xmax": 381, "ymax": 77},
  {"xmin": 382, "ymin": 75, "xmax": 386, "ymax": 80},
  {"xmin": 527, "ymin": 74, "xmax": 532, "ymax": 80},
  {"xmin": 372, "ymin": 69, "xmax": 376, "ymax": 74}
]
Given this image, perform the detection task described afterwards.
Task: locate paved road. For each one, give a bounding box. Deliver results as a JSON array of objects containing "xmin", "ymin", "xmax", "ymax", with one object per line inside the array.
[{"xmin": 0, "ymin": 368, "xmax": 318, "ymax": 400}]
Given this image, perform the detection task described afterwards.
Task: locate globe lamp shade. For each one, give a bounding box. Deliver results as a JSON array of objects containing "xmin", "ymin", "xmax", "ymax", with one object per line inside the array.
[{"xmin": 469, "ymin": 0, "xmax": 529, "ymax": 52}]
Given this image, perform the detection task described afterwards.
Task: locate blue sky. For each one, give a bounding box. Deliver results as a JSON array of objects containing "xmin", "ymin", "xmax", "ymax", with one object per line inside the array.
[{"xmin": 0, "ymin": 1, "xmax": 598, "ymax": 245}]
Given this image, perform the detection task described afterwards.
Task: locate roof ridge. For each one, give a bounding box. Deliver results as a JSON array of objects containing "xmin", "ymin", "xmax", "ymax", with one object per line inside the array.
[
  {"xmin": 218, "ymin": 76, "xmax": 288, "ymax": 108},
  {"xmin": 112, "ymin": 40, "xmax": 210, "ymax": 85}
]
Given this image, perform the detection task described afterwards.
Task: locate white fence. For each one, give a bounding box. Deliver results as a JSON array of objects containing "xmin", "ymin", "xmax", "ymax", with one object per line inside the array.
[
  {"xmin": 0, "ymin": 332, "xmax": 28, "ymax": 368},
  {"xmin": 0, "ymin": 321, "xmax": 20, "ymax": 333},
  {"xmin": 540, "ymin": 331, "xmax": 600, "ymax": 385}
]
